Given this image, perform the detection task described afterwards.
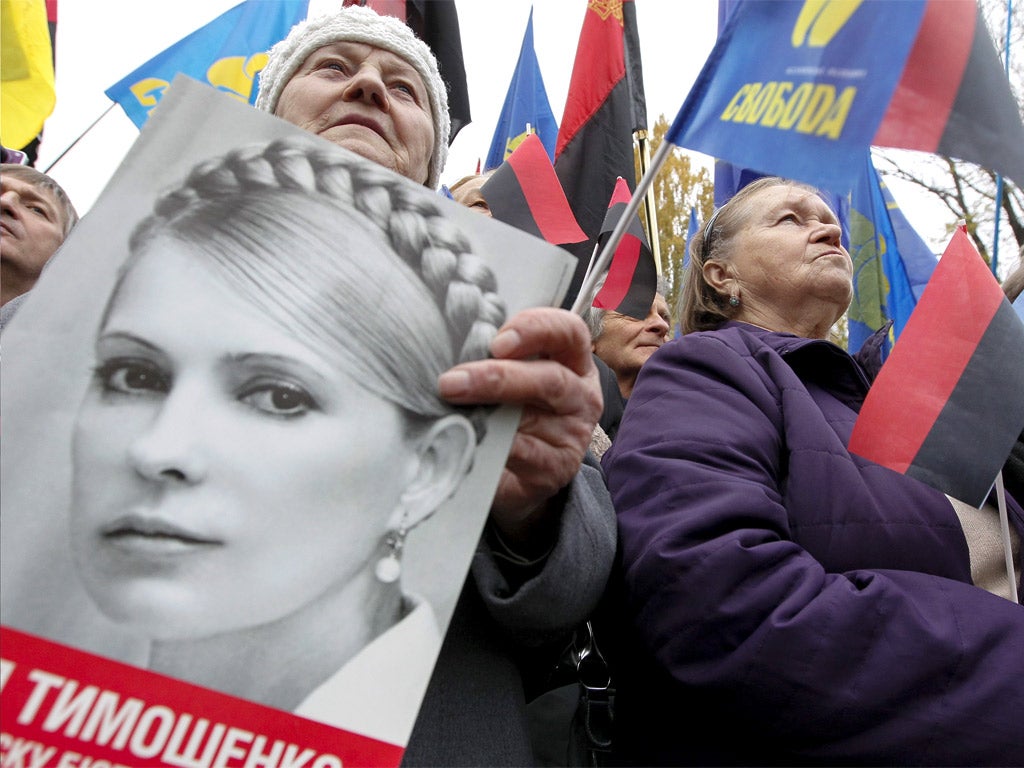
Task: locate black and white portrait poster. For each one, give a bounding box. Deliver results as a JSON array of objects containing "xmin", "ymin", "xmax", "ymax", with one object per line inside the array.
[{"xmin": 1, "ymin": 77, "xmax": 576, "ymax": 767}]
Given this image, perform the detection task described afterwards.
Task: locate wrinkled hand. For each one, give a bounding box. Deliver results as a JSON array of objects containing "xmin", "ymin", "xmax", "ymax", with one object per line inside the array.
[{"xmin": 438, "ymin": 307, "xmax": 603, "ymax": 552}]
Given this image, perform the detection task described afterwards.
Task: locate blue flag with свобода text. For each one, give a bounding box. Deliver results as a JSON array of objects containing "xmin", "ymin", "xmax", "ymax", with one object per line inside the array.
[
  {"xmin": 105, "ymin": 0, "xmax": 309, "ymax": 129},
  {"xmin": 666, "ymin": 0, "xmax": 927, "ymax": 192}
]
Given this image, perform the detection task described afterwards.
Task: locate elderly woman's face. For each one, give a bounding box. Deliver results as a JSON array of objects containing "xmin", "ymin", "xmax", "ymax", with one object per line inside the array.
[
  {"xmin": 274, "ymin": 41, "xmax": 434, "ymax": 185},
  {"xmin": 450, "ymin": 175, "xmax": 492, "ymax": 216},
  {"xmin": 592, "ymin": 294, "xmax": 671, "ymax": 398},
  {"xmin": 70, "ymin": 238, "xmax": 419, "ymax": 641},
  {"xmin": 725, "ymin": 184, "xmax": 852, "ymax": 333}
]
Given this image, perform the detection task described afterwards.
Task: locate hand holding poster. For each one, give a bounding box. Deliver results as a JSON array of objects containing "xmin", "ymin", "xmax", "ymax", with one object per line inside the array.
[{"xmin": 0, "ymin": 77, "xmax": 576, "ymax": 767}]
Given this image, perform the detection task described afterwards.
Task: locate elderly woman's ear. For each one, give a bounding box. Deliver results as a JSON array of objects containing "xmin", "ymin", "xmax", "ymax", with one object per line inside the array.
[
  {"xmin": 395, "ymin": 414, "xmax": 476, "ymax": 531},
  {"xmin": 703, "ymin": 259, "xmax": 736, "ymax": 297}
]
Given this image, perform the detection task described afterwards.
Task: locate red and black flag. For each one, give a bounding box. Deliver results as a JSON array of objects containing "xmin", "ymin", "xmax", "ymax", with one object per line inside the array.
[
  {"xmin": 482, "ymin": 133, "xmax": 587, "ymax": 246},
  {"xmin": 873, "ymin": 0, "xmax": 1024, "ymax": 187},
  {"xmin": 554, "ymin": 0, "xmax": 646, "ymax": 304},
  {"xmin": 343, "ymin": 0, "xmax": 471, "ymax": 142},
  {"xmin": 849, "ymin": 226, "xmax": 1024, "ymax": 507},
  {"xmin": 591, "ymin": 176, "xmax": 657, "ymax": 320}
]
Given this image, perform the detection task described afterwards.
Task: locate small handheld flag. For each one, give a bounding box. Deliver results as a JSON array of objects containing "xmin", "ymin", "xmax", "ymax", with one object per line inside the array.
[
  {"xmin": 481, "ymin": 133, "xmax": 586, "ymax": 246},
  {"xmin": 848, "ymin": 226, "xmax": 1024, "ymax": 508},
  {"xmin": 105, "ymin": 0, "xmax": 309, "ymax": 129},
  {"xmin": 591, "ymin": 177, "xmax": 657, "ymax": 320}
]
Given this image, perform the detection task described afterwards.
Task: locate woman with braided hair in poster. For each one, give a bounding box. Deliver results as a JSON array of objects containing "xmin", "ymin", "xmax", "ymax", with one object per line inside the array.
[
  {"xmin": 68, "ymin": 138, "xmax": 505, "ymax": 745},
  {"xmin": 253, "ymin": 8, "xmax": 615, "ymax": 764}
]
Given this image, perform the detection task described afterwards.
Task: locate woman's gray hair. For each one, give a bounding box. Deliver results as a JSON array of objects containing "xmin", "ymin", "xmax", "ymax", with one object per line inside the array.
[
  {"xmin": 680, "ymin": 176, "xmax": 821, "ymax": 335},
  {"xmin": 121, "ymin": 138, "xmax": 505, "ymax": 440}
]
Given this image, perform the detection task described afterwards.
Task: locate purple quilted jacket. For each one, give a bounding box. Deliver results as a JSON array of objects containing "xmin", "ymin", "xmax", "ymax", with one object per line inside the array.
[{"xmin": 603, "ymin": 322, "xmax": 1024, "ymax": 766}]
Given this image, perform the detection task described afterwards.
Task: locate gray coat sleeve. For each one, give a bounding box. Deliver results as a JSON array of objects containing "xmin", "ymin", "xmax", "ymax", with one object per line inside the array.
[{"xmin": 469, "ymin": 456, "xmax": 616, "ymax": 646}]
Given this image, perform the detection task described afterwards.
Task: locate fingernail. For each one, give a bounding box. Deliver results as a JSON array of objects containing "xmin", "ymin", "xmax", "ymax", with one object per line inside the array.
[
  {"xmin": 438, "ymin": 370, "xmax": 470, "ymax": 397},
  {"xmin": 490, "ymin": 329, "xmax": 521, "ymax": 358}
]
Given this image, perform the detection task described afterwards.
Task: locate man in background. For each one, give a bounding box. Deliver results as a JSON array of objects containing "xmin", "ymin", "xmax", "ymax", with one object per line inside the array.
[{"xmin": 1, "ymin": 164, "xmax": 78, "ymax": 329}]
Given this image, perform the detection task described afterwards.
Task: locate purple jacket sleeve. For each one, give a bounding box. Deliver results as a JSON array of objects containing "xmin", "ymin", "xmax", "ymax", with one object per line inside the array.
[{"xmin": 605, "ymin": 331, "xmax": 1024, "ymax": 764}]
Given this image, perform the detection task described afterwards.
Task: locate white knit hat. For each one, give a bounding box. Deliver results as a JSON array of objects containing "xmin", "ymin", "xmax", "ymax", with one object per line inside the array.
[{"xmin": 256, "ymin": 5, "xmax": 450, "ymax": 189}]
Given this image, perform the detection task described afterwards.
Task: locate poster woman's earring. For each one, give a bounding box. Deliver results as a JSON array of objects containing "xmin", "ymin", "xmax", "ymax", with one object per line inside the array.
[
  {"xmin": 375, "ymin": 523, "xmax": 407, "ymax": 583},
  {"xmin": 729, "ymin": 293, "xmax": 740, "ymax": 307}
]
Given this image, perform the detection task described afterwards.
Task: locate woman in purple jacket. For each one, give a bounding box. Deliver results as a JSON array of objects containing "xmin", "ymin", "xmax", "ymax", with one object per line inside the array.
[{"xmin": 603, "ymin": 177, "xmax": 1024, "ymax": 765}]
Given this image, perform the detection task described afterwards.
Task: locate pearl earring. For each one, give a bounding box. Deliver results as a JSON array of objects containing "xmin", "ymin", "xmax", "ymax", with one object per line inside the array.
[{"xmin": 375, "ymin": 524, "xmax": 407, "ymax": 583}]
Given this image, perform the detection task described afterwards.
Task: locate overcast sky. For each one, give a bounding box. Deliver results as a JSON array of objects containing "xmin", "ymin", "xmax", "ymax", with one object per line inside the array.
[{"xmin": 36, "ymin": 0, "xmax": 955, "ymax": 252}]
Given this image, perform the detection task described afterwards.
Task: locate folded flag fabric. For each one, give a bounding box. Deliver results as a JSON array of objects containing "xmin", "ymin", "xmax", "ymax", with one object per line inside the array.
[
  {"xmin": 846, "ymin": 152, "xmax": 937, "ymax": 354},
  {"xmin": 848, "ymin": 226, "xmax": 1024, "ymax": 507},
  {"xmin": 481, "ymin": 133, "xmax": 586, "ymax": 246},
  {"xmin": 592, "ymin": 176, "xmax": 657, "ymax": 320},
  {"xmin": 484, "ymin": 8, "xmax": 558, "ymax": 171},
  {"xmin": 554, "ymin": 0, "xmax": 646, "ymax": 308},
  {"xmin": 106, "ymin": 0, "xmax": 309, "ymax": 129},
  {"xmin": 873, "ymin": 0, "xmax": 1024, "ymax": 188},
  {"xmin": 666, "ymin": 0, "xmax": 1024, "ymax": 193},
  {"xmin": 683, "ymin": 206, "xmax": 698, "ymax": 270},
  {"xmin": 555, "ymin": 0, "xmax": 644, "ymax": 237},
  {"xmin": 1, "ymin": 0, "xmax": 56, "ymax": 150}
]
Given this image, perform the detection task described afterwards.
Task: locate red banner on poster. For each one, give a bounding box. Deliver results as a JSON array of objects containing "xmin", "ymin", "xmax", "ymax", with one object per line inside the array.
[{"xmin": 0, "ymin": 627, "xmax": 404, "ymax": 768}]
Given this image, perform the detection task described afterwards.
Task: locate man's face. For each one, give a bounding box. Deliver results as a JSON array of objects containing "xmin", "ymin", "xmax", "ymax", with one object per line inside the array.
[{"xmin": 1, "ymin": 175, "xmax": 66, "ymax": 301}]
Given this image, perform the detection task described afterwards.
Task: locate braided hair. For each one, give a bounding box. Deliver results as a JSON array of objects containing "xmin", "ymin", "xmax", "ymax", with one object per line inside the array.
[{"xmin": 120, "ymin": 138, "xmax": 506, "ymax": 440}]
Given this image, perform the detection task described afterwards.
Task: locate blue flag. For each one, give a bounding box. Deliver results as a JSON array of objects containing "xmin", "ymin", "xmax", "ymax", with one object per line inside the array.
[
  {"xmin": 484, "ymin": 8, "xmax": 557, "ymax": 171},
  {"xmin": 668, "ymin": 0, "xmax": 927, "ymax": 192},
  {"xmin": 683, "ymin": 206, "xmax": 698, "ymax": 270},
  {"xmin": 105, "ymin": 0, "xmax": 309, "ymax": 129},
  {"xmin": 1013, "ymin": 292, "xmax": 1024, "ymax": 325},
  {"xmin": 845, "ymin": 152, "xmax": 937, "ymax": 353}
]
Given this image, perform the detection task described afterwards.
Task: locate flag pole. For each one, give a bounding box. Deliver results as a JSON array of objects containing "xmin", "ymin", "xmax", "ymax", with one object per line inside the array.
[
  {"xmin": 571, "ymin": 136, "xmax": 672, "ymax": 315},
  {"xmin": 635, "ymin": 129, "xmax": 663, "ymax": 276},
  {"xmin": 994, "ymin": 471, "xmax": 1019, "ymax": 603},
  {"xmin": 42, "ymin": 103, "xmax": 117, "ymax": 174},
  {"xmin": 990, "ymin": 0, "xmax": 1014, "ymax": 277}
]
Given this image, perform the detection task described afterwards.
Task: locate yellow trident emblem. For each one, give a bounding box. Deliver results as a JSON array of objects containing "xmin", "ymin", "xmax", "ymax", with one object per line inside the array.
[
  {"xmin": 587, "ymin": 0, "xmax": 624, "ymax": 26},
  {"xmin": 791, "ymin": 0, "xmax": 864, "ymax": 47}
]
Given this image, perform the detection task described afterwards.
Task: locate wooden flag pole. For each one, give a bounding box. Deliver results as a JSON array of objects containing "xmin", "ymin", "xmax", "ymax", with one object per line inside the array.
[
  {"xmin": 571, "ymin": 136, "xmax": 672, "ymax": 316},
  {"xmin": 635, "ymin": 129, "xmax": 663, "ymax": 276},
  {"xmin": 994, "ymin": 471, "xmax": 1019, "ymax": 604},
  {"xmin": 990, "ymin": 0, "xmax": 1014, "ymax": 277}
]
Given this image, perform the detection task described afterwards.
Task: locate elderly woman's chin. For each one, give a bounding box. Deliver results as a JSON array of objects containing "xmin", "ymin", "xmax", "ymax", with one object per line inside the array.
[{"xmin": 318, "ymin": 127, "xmax": 420, "ymax": 183}]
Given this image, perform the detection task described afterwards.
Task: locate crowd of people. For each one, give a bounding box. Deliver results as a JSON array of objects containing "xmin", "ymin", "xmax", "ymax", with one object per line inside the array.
[{"xmin": 2, "ymin": 4, "xmax": 1023, "ymax": 766}]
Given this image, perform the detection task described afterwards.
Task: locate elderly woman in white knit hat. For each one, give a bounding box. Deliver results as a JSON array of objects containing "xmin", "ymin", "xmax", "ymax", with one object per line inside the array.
[{"xmin": 256, "ymin": 7, "xmax": 616, "ymax": 766}]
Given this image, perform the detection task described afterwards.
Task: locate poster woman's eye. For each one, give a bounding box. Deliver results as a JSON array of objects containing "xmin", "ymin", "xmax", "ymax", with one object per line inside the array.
[
  {"xmin": 95, "ymin": 358, "xmax": 170, "ymax": 395},
  {"xmin": 239, "ymin": 380, "xmax": 318, "ymax": 417}
]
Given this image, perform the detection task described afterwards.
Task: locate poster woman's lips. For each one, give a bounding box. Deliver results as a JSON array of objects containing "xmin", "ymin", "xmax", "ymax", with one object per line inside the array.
[{"xmin": 101, "ymin": 514, "xmax": 222, "ymax": 552}]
